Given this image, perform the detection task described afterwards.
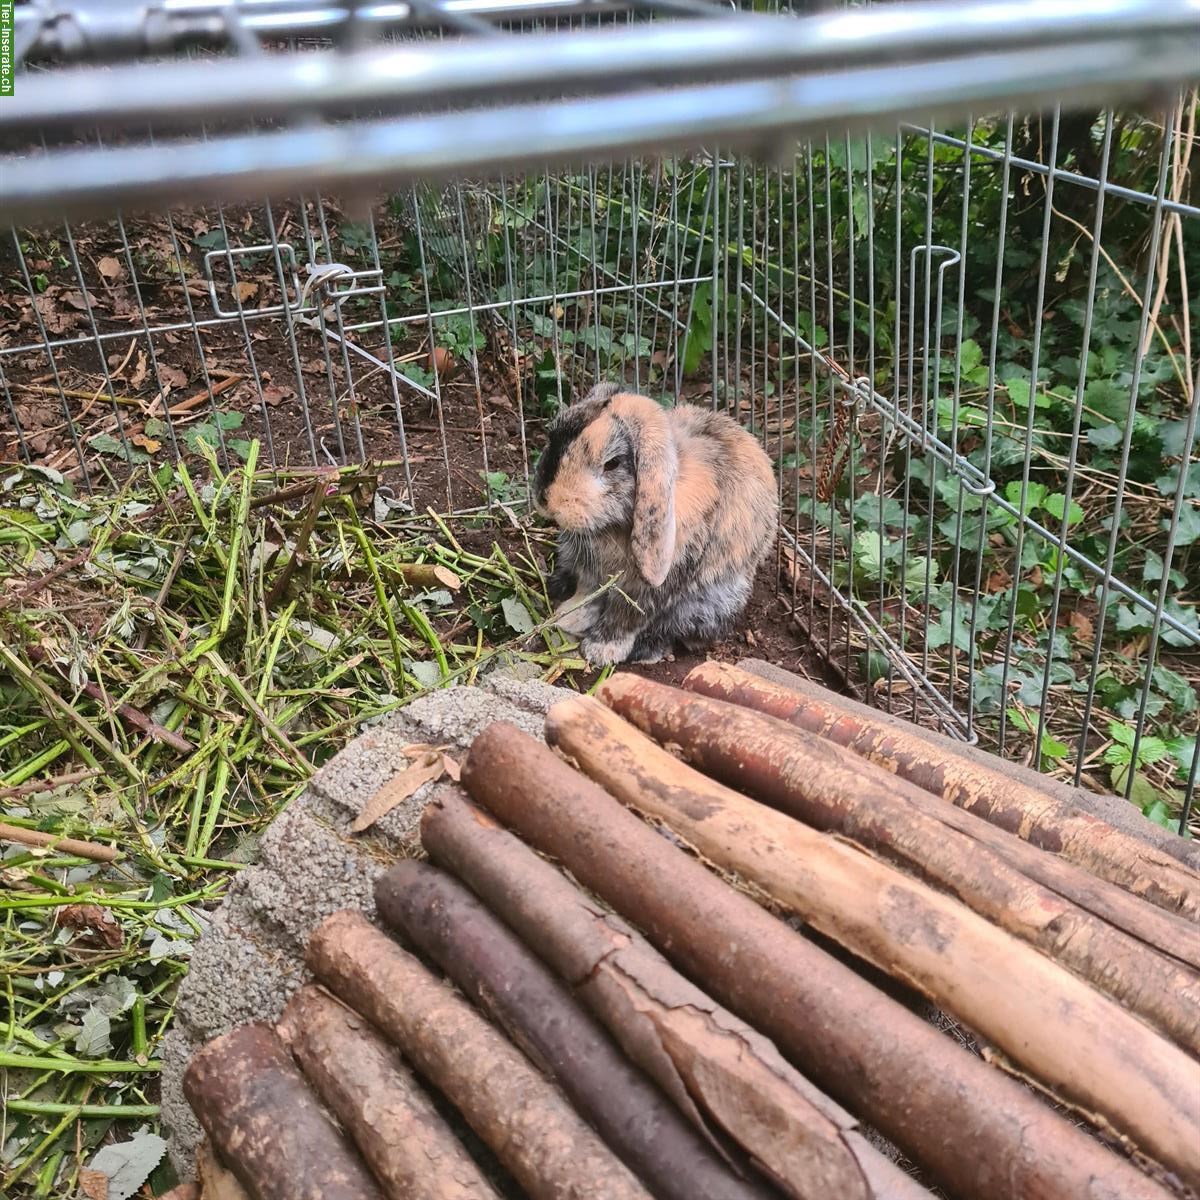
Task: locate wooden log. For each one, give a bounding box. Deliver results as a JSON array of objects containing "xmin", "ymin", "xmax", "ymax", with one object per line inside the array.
[
  {"xmin": 420, "ymin": 786, "xmax": 935, "ymax": 1200},
  {"xmin": 182, "ymin": 1023, "xmax": 382, "ymax": 1200},
  {"xmin": 196, "ymin": 1143, "xmax": 253, "ymax": 1200},
  {"xmin": 461, "ymin": 721, "xmax": 1181, "ymax": 1200},
  {"xmin": 159, "ymin": 1185, "xmax": 201, "ymax": 1200},
  {"xmin": 393, "ymin": 562, "xmax": 462, "ymax": 591},
  {"xmin": 278, "ymin": 984, "xmax": 500, "ymax": 1200},
  {"xmin": 734, "ymin": 657, "xmax": 1200, "ymax": 873},
  {"xmin": 375, "ymin": 859, "xmax": 781, "ymax": 1200},
  {"xmin": 685, "ymin": 662, "xmax": 1200, "ymax": 922},
  {"xmin": 306, "ymin": 909, "xmax": 653, "ymax": 1200},
  {"xmin": 544, "ymin": 694, "xmax": 1200, "ymax": 1189},
  {"xmin": 599, "ymin": 673, "xmax": 1200, "ymax": 1056}
]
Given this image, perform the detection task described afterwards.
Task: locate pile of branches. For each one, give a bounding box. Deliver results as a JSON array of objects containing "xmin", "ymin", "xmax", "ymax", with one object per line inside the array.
[{"xmin": 178, "ymin": 666, "xmax": 1200, "ymax": 1200}]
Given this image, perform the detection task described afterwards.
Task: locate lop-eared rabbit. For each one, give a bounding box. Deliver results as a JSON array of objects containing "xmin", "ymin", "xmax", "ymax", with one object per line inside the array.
[{"xmin": 534, "ymin": 382, "xmax": 778, "ymax": 665}]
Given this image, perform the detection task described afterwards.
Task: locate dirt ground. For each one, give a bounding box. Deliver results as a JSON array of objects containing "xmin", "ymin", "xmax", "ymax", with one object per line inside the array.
[{"xmin": 0, "ymin": 202, "xmax": 829, "ymax": 690}]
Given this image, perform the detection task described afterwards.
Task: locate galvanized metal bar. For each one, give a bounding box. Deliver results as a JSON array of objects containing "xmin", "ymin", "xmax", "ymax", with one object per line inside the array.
[{"xmin": 6, "ymin": 35, "xmax": 1200, "ymax": 226}]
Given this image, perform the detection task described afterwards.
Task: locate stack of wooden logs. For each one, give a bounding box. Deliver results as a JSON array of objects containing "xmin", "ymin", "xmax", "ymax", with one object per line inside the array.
[{"xmin": 179, "ymin": 664, "xmax": 1200, "ymax": 1200}]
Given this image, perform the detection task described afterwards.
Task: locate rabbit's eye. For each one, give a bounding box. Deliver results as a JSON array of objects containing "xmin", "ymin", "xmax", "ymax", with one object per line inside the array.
[{"xmin": 603, "ymin": 455, "xmax": 624, "ymax": 473}]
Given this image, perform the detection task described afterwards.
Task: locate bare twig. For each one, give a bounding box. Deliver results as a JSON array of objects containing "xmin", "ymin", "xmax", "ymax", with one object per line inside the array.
[{"xmin": 0, "ymin": 821, "xmax": 120, "ymax": 863}]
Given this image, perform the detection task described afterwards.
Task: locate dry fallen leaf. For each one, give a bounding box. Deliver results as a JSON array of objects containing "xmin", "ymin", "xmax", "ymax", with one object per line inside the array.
[
  {"xmin": 132, "ymin": 433, "xmax": 161, "ymax": 453},
  {"xmin": 129, "ymin": 350, "xmax": 149, "ymax": 389},
  {"xmin": 401, "ymin": 742, "xmax": 449, "ymax": 760},
  {"xmin": 79, "ymin": 1169, "xmax": 108, "ymax": 1200},
  {"xmin": 235, "ymin": 281, "xmax": 259, "ymax": 304},
  {"xmin": 61, "ymin": 289, "xmax": 95, "ymax": 313},
  {"xmin": 159, "ymin": 363, "xmax": 189, "ymax": 391},
  {"xmin": 1066, "ymin": 609, "xmax": 1095, "ymax": 642},
  {"xmin": 262, "ymin": 384, "xmax": 295, "ymax": 407},
  {"xmin": 97, "ymin": 256, "xmax": 124, "ymax": 282},
  {"xmin": 351, "ymin": 750, "xmax": 447, "ymax": 833},
  {"xmin": 442, "ymin": 754, "xmax": 462, "ymax": 782},
  {"xmin": 57, "ymin": 903, "xmax": 124, "ymax": 949},
  {"xmin": 33, "ymin": 291, "xmax": 80, "ymax": 334}
]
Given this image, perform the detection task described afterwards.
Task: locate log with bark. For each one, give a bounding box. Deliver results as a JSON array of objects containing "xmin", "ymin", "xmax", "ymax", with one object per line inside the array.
[
  {"xmin": 685, "ymin": 662, "xmax": 1200, "ymax": 921},
  {"xmin": 420, "ymin": 786, "xmax": 934, "ymax": 1200},
  {"xmin": 543, "ymin": 694, "xmax": 1200, "ymax": 1188},
  {"xmin": 733, "ymin": 657, "xmax": 1200, "ymax": 874},
  {"xmin": 375, "ymin": 859, "xmax": 782, "ymax": 1200},
  {"xmin": 196, "ymin": 1144, "xmax": 253, "ymax": 1200},
  {"xmin": 306, "ymin": 909, "xmax": 654, "ymax": 1200},
  {"xmin": 461, "ymin": 720, "xmax": 1181, "ymax": 1200},
  {"xmin": 598, "ymin": 672, "xmax": 1200, "ymax": 1055},
  {"xmin": 182, "ymin": 1022, "xmax": 382, "ymax": 1200},
  {"xmin": 278, "ymin": 984, "xmax": 500, "ymax": 1200}
]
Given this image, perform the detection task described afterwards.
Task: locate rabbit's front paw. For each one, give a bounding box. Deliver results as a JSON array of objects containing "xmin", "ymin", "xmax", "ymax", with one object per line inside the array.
[{"xmin": 581, "ymin": 633, "xmax": 636, "ymax": 666}]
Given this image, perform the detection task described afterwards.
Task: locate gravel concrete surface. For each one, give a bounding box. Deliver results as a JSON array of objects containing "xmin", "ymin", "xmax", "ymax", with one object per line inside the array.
[{"xmin": 161, "ymin": 664, "xmax": 573, "ymax": 1179}]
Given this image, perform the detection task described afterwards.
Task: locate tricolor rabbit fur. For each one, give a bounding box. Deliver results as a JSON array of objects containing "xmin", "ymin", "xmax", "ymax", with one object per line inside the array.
[{"xmin": 534, "ymin": 382, "xmax": 778, "ymax": 665}]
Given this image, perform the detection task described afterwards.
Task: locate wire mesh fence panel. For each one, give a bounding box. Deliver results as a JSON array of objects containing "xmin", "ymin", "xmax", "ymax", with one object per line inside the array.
[
  {"xmin": 0, "ymin": 0, "xmax": 1196, "ymax": 837},
  {"xmin": 748, "ymin": 108, "xmax": 1200, "ymax": 834}
]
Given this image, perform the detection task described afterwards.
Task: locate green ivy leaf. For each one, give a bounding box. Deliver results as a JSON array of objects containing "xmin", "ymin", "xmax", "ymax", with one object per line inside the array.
[
  {"xmin": 1113, "ymin": 604, "xmax": 1151, "ymax": 634},
  {"xmin": 1041, "ymin": 731, "xmax": 1070, "ymax": 760},
  {"xmin": 1156, "ymin": 463, "xmax": 1199, "ymax": 499},
  {"xmin": 1003, "ymin": 479, "xmax": 1047, "ymax": 514},
  {"xmin": 405, "ymin": 659, "xmax": 442, "ymax": 689},
  {"xmin": 1151, "ymin": 665, "xmax": 1197, "ymax": 716},
  {"xmin": 1167, "ymin": 735, "xmax": 1196, "ymax": 781},
  {"xmin": 1087, "ymin": 425, "xmax": 1124, "ymax": 450},
  {"xmin": 1121, "ymin": 768, "xmax": 1163, "ymax": 811},
  {"xmin": 1041, "ymin": 492, "xmax": 1084, "ymax": 526},
  {"xmin": 1166, "ymin": 504, "xmax": 1200, "ymax": 547},
  {"xmin": 958, "ymin": 338, "xmax": 983, "ymax": 378},
  {"xmin": 1003, "ymin": 376, "xmax": 1031, "ymax": 409},
  {"xmin": 1135, "ymin": 736, "xmax": 1170, "ymax": 765},
  {"xmin": 1160, "ymin": 599, "xmax": 1200, "ymax": 649},
  {"xmin": 1108, "ymin": 720, "xmax": 1136, "ymax": 748},
  {"xmin": 1141, "ymin": 547, "xmax": 1186, "ymax": 588},
  {"xmin": 902, "ymin": 556, "xmax": 939, "ymax": 592},
  {"xmin": 500, "ymin": 596, "xmax": 535, "ymax": 634},
  {"xmin": 88, "ymin": 432, "xmax": 149, "ymax": 464},
  {"xmin": 680, "ymin": 282, "xmax": 713, "ymax": 377},
  {"xmin": 1142, "ymin": 799, "xmax": 1176, "ymax": 829},
  {"xmin": 862, "ymin": 650, "xmax": 891, "ymax": 683},
  {"xmin": 1159, "ymin": 419, "xmax": 1193, "ymax": 457},
  {"xmin": 851, "ymin": 529, "xmax": 889, "ymax": 581}
]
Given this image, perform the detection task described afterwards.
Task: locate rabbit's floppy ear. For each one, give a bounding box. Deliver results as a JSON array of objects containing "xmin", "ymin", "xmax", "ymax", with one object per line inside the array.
[
  {"xmin": 614, "ymin": 393, "xmax": 678, "ymax": 587},
  {"xmin": 573, "ymin": 381, "xmax": 622, "ymax": 408}
]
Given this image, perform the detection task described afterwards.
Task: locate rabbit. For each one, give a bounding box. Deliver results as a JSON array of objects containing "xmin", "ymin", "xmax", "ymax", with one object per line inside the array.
[{"xmin": 533, "ymin": 382, "xmax": 778, "ymax": 666}]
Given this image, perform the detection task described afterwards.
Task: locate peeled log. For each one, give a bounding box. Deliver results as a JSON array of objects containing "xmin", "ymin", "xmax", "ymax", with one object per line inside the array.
[
  {"xmin": 461, "ymin": 721, "xmax": 1178, "ymax": 1200},
  {"xmin": 182, "ymin": 1023, "xmax": 381, "ymax": 1200},
  {"xmin": 600, "ymin": 673, "xmax": 1200, "ymax": 1057},
  {"xmin": 306, "ymin": 909, "xmax": 652, "ymax": 1200},
  {"xmin": 734, "ymin": 657, "xmax": 1200, "ymax": 874},
  {"xmin": 278, "ymin": 984, "xmax": 500, "ymax": 1200},
  {"xmin": 420, "ymin": 786, "xmax": 934, "ymax": 1200},
  {"xmin": 544, "ymin": 698, "xmax": 1200, "ymax": 1191},
  {"xmin": 685, "ymin": 662, "xmax": 1200, "ymax": 923},
  {"xmin": 376, "ymin": 859, "xmax": 779, "ymax": 1200},
  {"xmin": 392, "ymin": 562, "xmax": 462, "ymax": 591}
]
